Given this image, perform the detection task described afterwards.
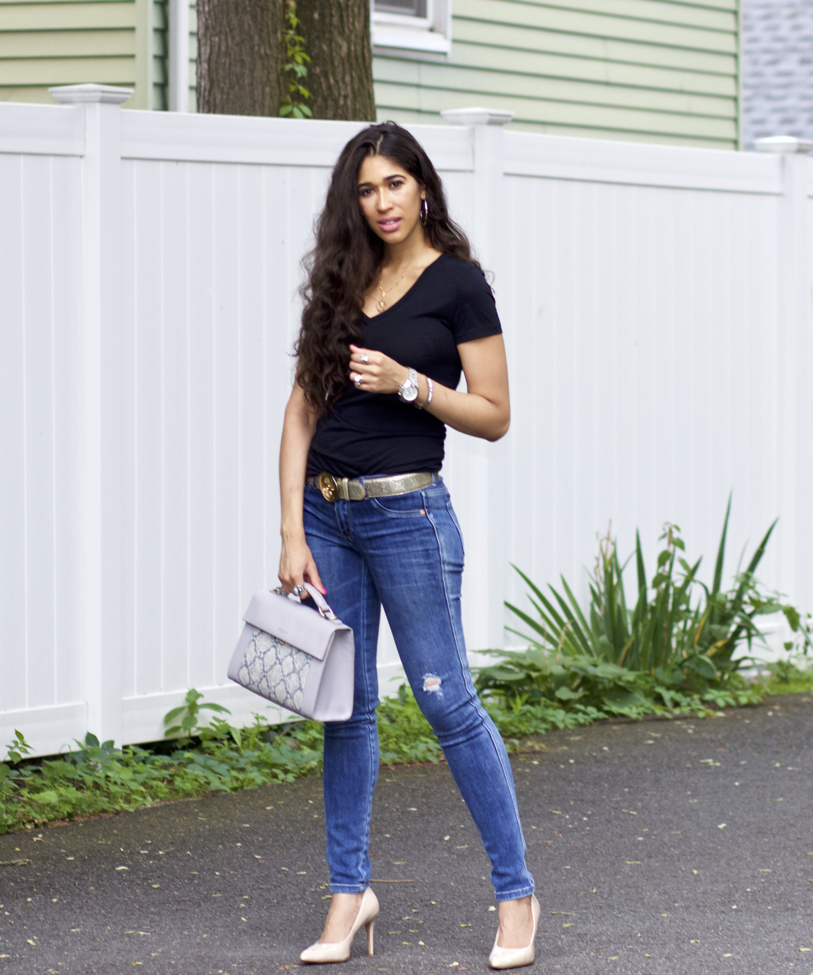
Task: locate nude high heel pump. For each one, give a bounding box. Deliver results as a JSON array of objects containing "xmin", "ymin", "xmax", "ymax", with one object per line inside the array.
[
  {"xmin": 300, "ymin": 887, "xmax": 379, "ymax": 964},
  {"xmin": 488, "ymin": 894, "xmax": 540, "ymax": 970}
]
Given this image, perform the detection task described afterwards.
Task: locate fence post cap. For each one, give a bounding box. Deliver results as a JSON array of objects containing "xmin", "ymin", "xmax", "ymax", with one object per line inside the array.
[
  {"xmin": 49, "ymin": 84, "xmax": 134, "ymax": 105},
  {"xmin": 441, "ymin": 107, "xmax": 514, "ymax": 127},
  {"xmin": 754, "ymin": 135, "xmax": 813, "ymax": 154}
]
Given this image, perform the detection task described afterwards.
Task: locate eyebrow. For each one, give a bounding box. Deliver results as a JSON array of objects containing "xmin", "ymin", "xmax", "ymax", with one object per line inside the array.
[{"xmin": 358, "ymin": 173, "xmax": 406, "ymax": 187}]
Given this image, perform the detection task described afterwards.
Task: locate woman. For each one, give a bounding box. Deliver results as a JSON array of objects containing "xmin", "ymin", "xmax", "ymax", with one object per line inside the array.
[{"xmin": 278, "ymin": 122, "xmax": 539, "ymax": 970}]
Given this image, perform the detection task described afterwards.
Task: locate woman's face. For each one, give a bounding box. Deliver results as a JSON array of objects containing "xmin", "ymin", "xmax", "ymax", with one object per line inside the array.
[{"xmin": 357, "ymin": 154, "xmax": 425, "ymax": 247}]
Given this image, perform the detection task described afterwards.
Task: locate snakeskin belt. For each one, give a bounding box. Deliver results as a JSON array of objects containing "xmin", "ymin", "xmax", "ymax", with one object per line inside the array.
[{"xmin": 308, "ymin": 471, "xmax": 436, "ymax": 503}]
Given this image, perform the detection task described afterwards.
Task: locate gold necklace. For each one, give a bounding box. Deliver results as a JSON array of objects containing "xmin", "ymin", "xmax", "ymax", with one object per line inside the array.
[
  {"xmin": 375, "ymin": 268, "xmax": 407, "ymax": 312},
  {"xmin": 376, "ymin": 276, "xmax": 400, "ymax": 312},
  {"xmin": 376, "ymin": 281, "xmax": 389, "ymax": 313}
]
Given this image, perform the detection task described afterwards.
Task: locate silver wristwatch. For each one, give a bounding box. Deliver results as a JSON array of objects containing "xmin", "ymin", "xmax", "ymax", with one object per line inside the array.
[{"xmin": 398, "ymin": 367, "xmax": 419, "ymax": 403}]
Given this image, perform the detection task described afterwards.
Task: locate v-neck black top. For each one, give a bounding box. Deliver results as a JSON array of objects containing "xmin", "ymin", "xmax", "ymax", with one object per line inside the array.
[{"xmin": 306, "ymin": 253, "xmax": 502, "ymax": 479}]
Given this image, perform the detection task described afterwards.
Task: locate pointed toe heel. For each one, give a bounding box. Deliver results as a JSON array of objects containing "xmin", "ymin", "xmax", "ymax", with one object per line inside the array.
[
  {"xmin": 300, "ymin": 887, "xmax": 380, "ymax": 964},
  {"xmin": 488, "ymin": 894, "xmax": 540, "ymax": 970}
]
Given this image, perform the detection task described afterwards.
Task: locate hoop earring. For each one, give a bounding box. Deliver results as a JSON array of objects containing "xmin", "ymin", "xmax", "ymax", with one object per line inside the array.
[{"xmin": 420, "ymin": 198, "xmax": 429, "ymax": 224}]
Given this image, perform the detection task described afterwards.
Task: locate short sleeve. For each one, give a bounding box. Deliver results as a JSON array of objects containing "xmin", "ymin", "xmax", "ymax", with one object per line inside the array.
[{"xmin": 451, "ymin": 262, "xmax": 503, "ymax": 344}]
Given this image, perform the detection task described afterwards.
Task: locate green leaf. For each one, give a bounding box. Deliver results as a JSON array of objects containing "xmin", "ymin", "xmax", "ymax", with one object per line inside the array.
[
  {"xmin": 480, "ymin": 667, "xmax": 527, "ymax": 682},
  {"xmin": 686, "ymin": 655, "xmax": 716, "ymax": 680},
  {"xmin": 30, "ymin": 790, "xmax": 61, "ymax": 805},
  {"xmin": 504, "ymin": 602, "xmax": 549, "ymax": 642},
  {"xmin": 654, "ymin": 666, "xmax": 682, "ymax": 685},
  {"xmin": 604, "ymin": 688, "xmax": 647, "ymax": 707},
  {"xmin": 783, "ymin": 604, "xmax": 800, "ymax": 632},
  {"xmin": 635, "ymin": 531, "xmax": 647, "ymax": 600},
  {"xmin": 199, "ymin": 703, "xmax": 231, "ymax": 715},
  {"xmin": 711, "ymin": 493, "xmax": 731, "ymax": 598}
]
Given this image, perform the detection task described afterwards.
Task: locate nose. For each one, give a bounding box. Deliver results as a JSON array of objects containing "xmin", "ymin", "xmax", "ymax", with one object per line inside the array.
[{"xmin": 375, "ymin": 188, "xmax": 391, "ymax": 211}]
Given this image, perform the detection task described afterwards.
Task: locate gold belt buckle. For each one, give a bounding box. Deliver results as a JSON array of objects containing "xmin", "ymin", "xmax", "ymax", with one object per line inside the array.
[{"xmin": 318, "ymin": 472, "xmax": 339, "ymax": 503}]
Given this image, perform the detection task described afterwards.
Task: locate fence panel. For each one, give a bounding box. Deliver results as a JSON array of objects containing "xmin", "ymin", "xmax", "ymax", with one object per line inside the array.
[
  {"xmin": 495, "ymin": 163, "xmax": 783, "ymax": 627},
  {"xmin": 0, "ymin": 120, "xmax": 87, "ymax": 749},
  {"xmin": 0, "ymin": 93, "xmax": 810, "ymax": 756}
]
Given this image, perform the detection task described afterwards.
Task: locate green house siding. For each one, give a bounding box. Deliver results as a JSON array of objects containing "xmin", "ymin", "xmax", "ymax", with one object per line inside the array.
[
  {"xmin": 0, "ymin": 0, "xmax": 740, "ymax": 148},
  {"xmin": 0, "ymin": 0, "xmax": 156, "ymax": 108},
  {"xmin": 149, "ymin": 0, "xmax": 195, "ymax": 112},
  {"xmin": 374, "ymin": 0, "xmax": 740, "ymax": 149},
  {"xmin": 152, "ymin": 0, "xmax": 166, "ymax": 109}
]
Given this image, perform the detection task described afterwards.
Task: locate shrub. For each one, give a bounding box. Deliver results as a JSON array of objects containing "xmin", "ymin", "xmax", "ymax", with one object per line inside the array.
[{"xmin": 476, "ymin": 498, "xmax": 810, "ymax": 711}]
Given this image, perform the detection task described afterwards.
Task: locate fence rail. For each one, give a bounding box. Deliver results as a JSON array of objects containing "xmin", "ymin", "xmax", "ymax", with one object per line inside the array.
[{"xmin": 2, "ymin": 85, "xmax": 811, "ymax": 756}]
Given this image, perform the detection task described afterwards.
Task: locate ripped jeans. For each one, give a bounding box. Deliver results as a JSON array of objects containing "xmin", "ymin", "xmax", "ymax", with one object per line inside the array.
[{"xmin": 303, "ymin": 478, "xmax": 535, "ymax": 901}]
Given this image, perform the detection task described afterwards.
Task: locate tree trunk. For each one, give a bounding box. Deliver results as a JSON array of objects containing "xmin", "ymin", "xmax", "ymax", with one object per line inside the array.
[
  {"xmin": 197, "ymin": 0, "xmax": 284, "ymax": 116},
  {"xmin": 295, "ymin": 0, "xmax": 376, "ymax": 121}
]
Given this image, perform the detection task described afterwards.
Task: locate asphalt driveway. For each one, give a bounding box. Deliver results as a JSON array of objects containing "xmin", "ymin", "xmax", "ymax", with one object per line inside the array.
[{"xmin": 1, "ymin": 693, "xmax": 811, "ymax": 975}]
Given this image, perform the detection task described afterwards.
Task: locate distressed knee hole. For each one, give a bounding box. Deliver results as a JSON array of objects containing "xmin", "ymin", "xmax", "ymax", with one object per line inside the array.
[{"xmin": 422, "ymin": 673, "xmax": 442, "ymax": 694}]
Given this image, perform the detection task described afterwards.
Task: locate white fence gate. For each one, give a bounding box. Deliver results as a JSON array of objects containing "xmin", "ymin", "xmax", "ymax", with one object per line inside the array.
[{"xmin": 2, "ymin": 85, "xmax": 812, "ymax": 756}]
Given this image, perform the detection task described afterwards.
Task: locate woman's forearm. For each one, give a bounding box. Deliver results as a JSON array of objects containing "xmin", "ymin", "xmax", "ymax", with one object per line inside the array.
[
  {"xmin": 279, "ymin": 383, "xmax": 318, "ymax": 540},
  {"xmin": 348, "ymin": 334, "xmax": 510, "ymax": 443},
  {"xmin": 415, "ymin": 375, "xmax": 509, "ymax": 442},
  {"xmin": 416, "ymin": 334, "xmax": 510, "ymax": 442}
]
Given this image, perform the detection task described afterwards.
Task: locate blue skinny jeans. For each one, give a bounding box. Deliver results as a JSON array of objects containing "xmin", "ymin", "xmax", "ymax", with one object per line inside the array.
[{"xmin": 303, "ymin": 478, "xmax": 535, "ymax": 902}]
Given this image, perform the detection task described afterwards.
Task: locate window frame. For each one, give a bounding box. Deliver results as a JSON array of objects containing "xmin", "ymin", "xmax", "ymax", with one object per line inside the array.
[
  {"xmin": 371, "ymin": 0, "xmax": 451, "ymax": 55},
  {"xmin": 374, "ymin": 0, "xmax": 432, "ymax": 30}
]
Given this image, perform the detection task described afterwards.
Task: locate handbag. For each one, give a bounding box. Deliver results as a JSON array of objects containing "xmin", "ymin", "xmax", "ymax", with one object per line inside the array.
[{"xmin": 227, "ymin": 582, "xmax": 355, "ymax": 722}]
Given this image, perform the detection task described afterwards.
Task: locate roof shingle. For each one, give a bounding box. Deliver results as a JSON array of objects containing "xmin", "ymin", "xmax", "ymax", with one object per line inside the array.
[{"xmin": 742, "ymin": 0, "xmax": 813, "ymax": 148}]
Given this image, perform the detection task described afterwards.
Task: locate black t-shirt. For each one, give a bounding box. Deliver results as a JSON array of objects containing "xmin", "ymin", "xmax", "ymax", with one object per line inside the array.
[{"xmin": 306, "ymin": 253, "xmax": 502, "ymax": 478}]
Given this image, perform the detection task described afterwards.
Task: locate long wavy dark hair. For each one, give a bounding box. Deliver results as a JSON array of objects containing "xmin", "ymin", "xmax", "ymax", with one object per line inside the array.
[{"xmin": 296, "ymin": 121, "xmax": 480, "ymax": 415}]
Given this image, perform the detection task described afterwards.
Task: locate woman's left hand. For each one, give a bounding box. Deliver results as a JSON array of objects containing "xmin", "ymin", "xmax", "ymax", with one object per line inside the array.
[{"xmin": 349, "ymin": 344, "xmax": 408, "ymax": 395}]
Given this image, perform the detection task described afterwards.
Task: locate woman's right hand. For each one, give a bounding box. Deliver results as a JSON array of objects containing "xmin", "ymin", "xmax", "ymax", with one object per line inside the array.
[{"xmin": 279, "ymin": 534, "xmax": 326, "ymax": 597}]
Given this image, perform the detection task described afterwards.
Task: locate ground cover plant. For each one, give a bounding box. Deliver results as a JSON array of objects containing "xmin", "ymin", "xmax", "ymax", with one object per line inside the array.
[
  {"xmin": 0, "ymin": 667, "xmax": 805, "ymax": 837},
  {"xmin": 764, "ymin": 656, "xmax": 813, "ymax": 695},
  {"xmin": 0, "ymin": 683, "xmax": 664, "ymax": 835},
  {"xmin": 2, "ymin": 501, "xmax": 809, "ymax": 835},
  {"xmin": 0, "ymin": 687, "xmax": 457, "ymax": 834}
]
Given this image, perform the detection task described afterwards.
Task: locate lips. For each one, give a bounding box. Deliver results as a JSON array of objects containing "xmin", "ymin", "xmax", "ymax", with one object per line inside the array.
[{"xmin": 378, "ymin": 217, "xmax": 401, "ymax": 233}]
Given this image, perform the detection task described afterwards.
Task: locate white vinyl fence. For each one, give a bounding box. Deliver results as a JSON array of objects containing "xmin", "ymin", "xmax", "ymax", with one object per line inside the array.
[{"xmin": 2, "ymin": 86, "xmax": 812, "ymax": 756}]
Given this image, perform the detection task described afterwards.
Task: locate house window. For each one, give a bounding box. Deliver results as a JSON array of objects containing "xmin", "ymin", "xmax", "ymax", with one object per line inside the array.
[
  {"xmin": 372, "ymin": 0, "xmax": 451, "ymax": 54},
  {"xmin": 376, "ymin": 1, "xmax": 430, "ymax": 19}
]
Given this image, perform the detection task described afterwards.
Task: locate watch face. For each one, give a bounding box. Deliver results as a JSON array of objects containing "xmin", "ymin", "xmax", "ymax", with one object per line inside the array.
[{"xmin": 401, "ymin": 383, "xmax": 418, "ymax": 402}]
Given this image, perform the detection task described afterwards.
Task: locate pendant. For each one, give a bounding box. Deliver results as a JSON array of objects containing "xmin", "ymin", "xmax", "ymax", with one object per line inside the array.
[{"xmin": 376, "ymin": 297, "xmax": 387, "ymax": 312}]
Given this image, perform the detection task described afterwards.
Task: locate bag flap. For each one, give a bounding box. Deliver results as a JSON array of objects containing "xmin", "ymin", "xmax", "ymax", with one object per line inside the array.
[{"xmin": 242, "ymin": 589, "xmax": 345, "ymax": 661}]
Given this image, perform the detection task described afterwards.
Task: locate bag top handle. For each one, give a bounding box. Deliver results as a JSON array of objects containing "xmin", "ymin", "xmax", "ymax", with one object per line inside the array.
[
  {"xmin": 274, "ymin": 583, "xmax": 338, "ymax": 621},
  {"xmin": 301, "ymin": 582, "xmax": 338, "ymax": 621}
]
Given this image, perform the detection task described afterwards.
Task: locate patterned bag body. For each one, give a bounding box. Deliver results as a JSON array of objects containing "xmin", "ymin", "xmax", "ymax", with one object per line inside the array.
[{"xmin": 228, "ymin": 584, "xmax": 354, "ymax": 722}]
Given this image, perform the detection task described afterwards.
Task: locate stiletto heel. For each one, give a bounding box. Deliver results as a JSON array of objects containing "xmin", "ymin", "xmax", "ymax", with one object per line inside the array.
[
  {"xmin": 300, "ymin": 887, "xmax": 380, "ymax": 964},
  {"xmin": 488, "ymin": 894, "xmax": 540, "ymax": 970}
]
